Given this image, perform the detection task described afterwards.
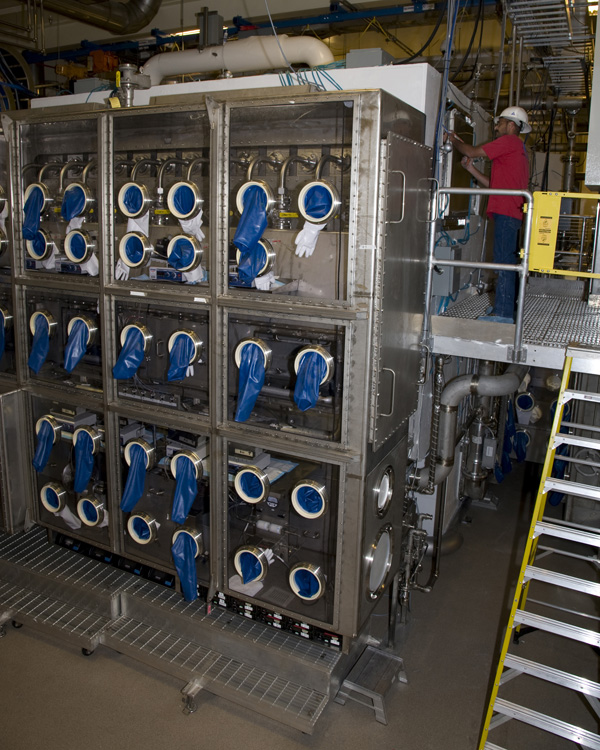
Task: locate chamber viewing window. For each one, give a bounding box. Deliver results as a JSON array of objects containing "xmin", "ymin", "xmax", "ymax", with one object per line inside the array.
[
  {"xmin": 366, "ymin": 524, "xmax": 394, "ymax": 600},
  {"xmin": 374, "ymin": 466, "xmax": 394, "ymax": 517}
]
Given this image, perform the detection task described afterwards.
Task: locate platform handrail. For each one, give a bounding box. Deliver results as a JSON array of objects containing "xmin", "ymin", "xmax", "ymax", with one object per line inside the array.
[{"xmin": 423, "ymin": 186, "xmax": 534, "ymax": 364}]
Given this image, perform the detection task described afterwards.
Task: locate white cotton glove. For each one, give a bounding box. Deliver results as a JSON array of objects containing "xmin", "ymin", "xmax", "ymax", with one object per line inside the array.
[
  {"xmin": 115, "ymin": 258, "xmax": 130, "ymax": 280},
  {"xmin": 294, "ymin": 221, "xmax": 326, "ymax": 258},
  {"xmin": 98, "ymin": 511, "xmax": 109, "ymax": 529},
  {"xmin": 41, "ymin": 245, "xmax": 57, "ymax": 270},
  {"xmin": 183, "ymin": 264, "xmax": 204, "ymax": 284},
  {"xmin": 186, "ymin": 365, "xmax": 194, "ymax": 378},
  {"xmin": 55, "ymin": 505, "xmax": 82, "ymax": 531},
  {"xmin": 179, "ymin": 211, "xmax": 205, "ymax": 243},
  {"xmin": 262, "ymin": 548, "xmax": 274, "ymax": 565},
  {"xmin": 0, "ymin": 202, "xmax": 7, "ymax": 232},
  {"xmin": 66, "ymin": 216, "xmax": 84, "ymax": 233},
  {"xmin": 80, "ymin": 253, "xmax": 99, "ymax": 277},
  {"xmin": 254, "ymin": 271, "xmax": 275, "ymax": 291},
  {"xmin": 127, "ymin": 211, "xmax": 150, "ymax": 235}
]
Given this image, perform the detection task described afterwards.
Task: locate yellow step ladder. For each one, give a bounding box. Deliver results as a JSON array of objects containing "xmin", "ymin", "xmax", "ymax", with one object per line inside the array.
[{"xmin": 479, "ymin": 344, "xmax": 600, "ymax": 750}]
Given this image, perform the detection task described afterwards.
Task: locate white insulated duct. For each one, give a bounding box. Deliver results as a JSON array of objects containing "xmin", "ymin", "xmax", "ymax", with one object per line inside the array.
[{"xmin": 141, "ymin": 35, "xmax": 335, "ymax": 87}]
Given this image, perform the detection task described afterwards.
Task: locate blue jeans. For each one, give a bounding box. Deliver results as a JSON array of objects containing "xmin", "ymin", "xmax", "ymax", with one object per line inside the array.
[{"xmin": 492, "ymin": 214, "xmax": 521, "ymax": 319}]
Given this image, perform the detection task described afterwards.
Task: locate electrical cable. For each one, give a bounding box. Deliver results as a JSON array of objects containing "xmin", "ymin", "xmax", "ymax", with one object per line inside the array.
[
  {"xmin": 451, "ymin": 0, "xmax": 483, "ymax": 83},
  {"xmin": 264, "ymin": 0, "xmax": 295, "ymax": 74},
  {"xmin": 394, "ymin": 1, "xmax": 448, "ymax": 65}
]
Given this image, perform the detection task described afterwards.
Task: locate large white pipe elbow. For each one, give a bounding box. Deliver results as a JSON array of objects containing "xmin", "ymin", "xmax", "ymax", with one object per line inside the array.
[{"xmin": 141, "ymin": 35, "xmax": 335, "ymax": 87}]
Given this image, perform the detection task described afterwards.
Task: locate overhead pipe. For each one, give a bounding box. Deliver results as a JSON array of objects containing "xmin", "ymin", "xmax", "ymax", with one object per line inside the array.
[
  {"xmin": 411, "ymin": 363, "xmax": 529, "ymax": 490},
  {"xmin": 141, "ymin": 35, "xmax": 334, "ymax": 87},
  {"xmin": 15, "ymin": 0, "xmax": 162, "ymax": 35}
]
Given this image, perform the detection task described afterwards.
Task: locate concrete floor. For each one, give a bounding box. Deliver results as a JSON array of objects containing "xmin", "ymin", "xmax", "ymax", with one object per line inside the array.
[{"xmin": 0, "ymin": 462, "xmax": 597, "ymax": 749}]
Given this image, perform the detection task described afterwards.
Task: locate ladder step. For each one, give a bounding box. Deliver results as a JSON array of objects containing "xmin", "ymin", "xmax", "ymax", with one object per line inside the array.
[
  {"xmin": 503, "ymin": 654, "xmax": 600, "ymax": 698},
  {"xmin": 514, "ymin": 610, "xmax": 600, "ymax": 647},
  {"xmin": 553, "ymin": 433, "xmax": 600, "ymax": 452},
  {"xmin": 535, "ymin": 521, "xmax": 600, "ymax": 547},
  {"xmin": 484, "ymin": 744, "xmax": 507, "ymax": 750},
  {"xmin": 544, "ymin": 478, "xmax": 600, "ymax": 502},
  {"xmin": 563, "ymin": 389, "xmax": 600, "ymax": 405},
  {"xmin": 493, "ymin": 698, "xmax": 600, "ymax": 749},
  {"xmin": 524, "ymin": 565, "xmax": 600, "ymax": 596}
]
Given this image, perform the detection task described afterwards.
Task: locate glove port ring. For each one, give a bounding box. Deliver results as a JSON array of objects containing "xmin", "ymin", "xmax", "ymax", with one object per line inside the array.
[
  {"xmin": 64, "ymin": 229, "xmax": 95, "ymax": 263},
  {"xmin": 298, "ymin": 180, "xmax": 340, "ymax": 223},
  {"xmin": 67, "ymin": 314, "xmax": 97, "ymax": 347},
  {"xmin": 167, "ymin": 329, "xmax": 202, "ymax": 365},
  {"xmin": 29, "ymin": 310, "xmax": 57, "ymax": 337},
  {"xmin": 119, "ymin": 232, "xmax": 153, "ymax": 268},
  {"xmin": 26, "ymin": 229, "xmax": 54, "ymax": 261},
  {"xmin": 233, "ymin": 545, "xmax": 271, "ymax": 583},
  {"xmin": 117, "ymin": 182, "xmax": 152, "ymax": 219},
  {"xmin": 293, "ymin": 345, "xmax": 334, "ymax": 385},
  {"xmin": 235, "ymin": 238, "xmax": 275, "ymax": 278},
  {"xmin": 166, "ymin": 234, "xmax": 203, "ymax": 271},
  {"xmin": 234, "ymin": 338, "xmax": 272, "ymax": 370},
  {"xmin": 234, "ymin": 466, "xmax": 270, "ymax": 504},
  {"xmin": 170, "ymin": 449, "xmax": 203, "ymax": 480},
  {"xmin": 124, "ymin": 438, "xmax": 155, "ymax": 470},
  {"xmin": 120, "ymin": 323, "xmax": 152, "ymax": 353},
  {"xmin": 77, "ymin": 495, "xmax": 105, "ymax": 527},
  {"xmin": 40, "ymin": 482, "xmax": 67, "ymax": 513},
  {"xmin": 173, "ymin": 527, "xmax": 203, "ymax": 557},
  {"xmin": 167, "ymin": 181, "xmax": 203, "ymax": 220},
  {"xmin": 235, "ymin": 180, "xmax": 275, "ymax": 215}
]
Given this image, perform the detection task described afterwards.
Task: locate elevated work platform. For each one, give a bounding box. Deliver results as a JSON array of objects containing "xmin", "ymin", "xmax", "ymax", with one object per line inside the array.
[{"xmin": 432, "ymin": 281, "xmax": 600, "ymax": 368}]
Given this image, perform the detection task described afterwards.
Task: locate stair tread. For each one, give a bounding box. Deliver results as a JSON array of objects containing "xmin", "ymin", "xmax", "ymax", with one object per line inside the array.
[
  {"xmin": 493, "ymin": 698, "xmax": 600, "ymax": 749},
  {"xmin": 544, "ymin": 477, "xmax": 600, "ymax": 501},
  {"xmin": 535, "ymin": 521, "xmax": 600, "ymax": 547},
  {"xmin": 102, "ymin": 615, "xmax": 328, "ymax": 733},
  {"xmin": 554, "ymin": 433, "xmax": 600, "ymax": 452},
  {"xmin": 564, "ymin": 389, "xmax": 600, "ymax": 404},
  {"xmin": 514, "ymin": 609, "xmax": 600, "ymax": 647},
  {"xmin": 524, "ymin": 565, "xmax": 600, "ymax": 596},
  {"xmin": 503, "ymin": 654, "xmax": 600, "ymax": 697}
]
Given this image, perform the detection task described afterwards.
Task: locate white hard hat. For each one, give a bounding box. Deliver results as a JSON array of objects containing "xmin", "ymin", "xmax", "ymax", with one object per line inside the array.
[{"xmin": 496, "ymin": 106, "xmax": 531, "ymax": 134}]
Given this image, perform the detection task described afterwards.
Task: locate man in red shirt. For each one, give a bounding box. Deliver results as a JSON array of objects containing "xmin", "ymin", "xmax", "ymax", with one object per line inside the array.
[{"xmin": 448, "ymin": 106, "xmax": 530, "ymax": 321}]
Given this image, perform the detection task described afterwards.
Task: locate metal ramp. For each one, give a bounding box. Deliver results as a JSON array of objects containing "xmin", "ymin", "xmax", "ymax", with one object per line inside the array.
[{"xmin": 479, "ymin": 344, "xmax": 600, "ymax": 749}]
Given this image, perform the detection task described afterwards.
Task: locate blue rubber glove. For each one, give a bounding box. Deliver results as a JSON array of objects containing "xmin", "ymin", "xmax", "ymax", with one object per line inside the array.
[
  {"xmin": 122, "ymin": 184, "xmax": 144, "ymax": 215},
  {"xmin": 233, "ymin": 185, "xmax": 268, "ymax": 253},
  {"xmin": 63, "ymin": 319, "xmax": 88, "ymax": 373},
  {"xmin": 237, "ymin": 243, "xmax": 267, "ymax": 285},
  {"xmin": 68, "ymin": 232, "xmax": 88, "ymax": 262},
  {"xmin": 32, "ymin": 419, "xmax": 55, "ymax": 473},
  {"xmin": 168, "ymin": 236, "xmax": 196, "ymax": 270},
  {"xmin": 0, "ymin": 310, "xmax": 5, "ymax": 361},
  {"xmin": 61, "ymin": 185, "xmax": 86, "ymax": 220},
  {"xmin": 171, "ymin": 455, "xmax": 198, "ymax": 524},
  {"xmin": 294, "ymin": 351, "xmax": 327, "ymax": 412},
  {"xmin": 295, "ymin": 485, "xmax": 324, "ymax": 515},
  {"xmin": 237, "ymin": 471, "xmax": 264, "ymax": 502},
  {"xmin": 514, "ymin": 431, "xmax": 528, "ymax": 463},
  {"xmin": 293, "ymin": 568, "xmax": 319, "ymax": 599},
  {"xmin": 168, "ymin": 334, "xmax": 195, "ymax": 381},
  {"xmin": 239, "ymin": 550, "xmax": 262, "ymax": 584},
  {"xmin": 172, "ymin": 184, "xmax": 196, "ymax": 217},
  {"xmin": 29, "ymin": 230, "xmax": 48, "ymax": 259},
  {"xmin": 74, "ymin": 430, "xmax": 94, "ymax": 493},
  {"xmin": 23, "ymin": 186, "xmax": 44, "ymax": 241},
  {"xmin": 113, "ymin": 327, "xmax": 145, "ymax": 379},
  {"xmin": 122, "ymin": 233, "xmax": 145, "ymax": 265},
  {"xmin": 28, "ymin": 314, "xmax": 50, "ymax": 374},
  {"xmin": 120, "ymin": 443, "xmax": 147, "ymax": 512},
  {"xmin": 303, "ymin": 184, "xmax": 332, "ymax": 221},
  {"xmin": 234, "ymin": 342, "xmax": 266, "ymax": 422},
  {"xmin": 171, "ymin": 532, "xmax": 198, "ymax": 602}
]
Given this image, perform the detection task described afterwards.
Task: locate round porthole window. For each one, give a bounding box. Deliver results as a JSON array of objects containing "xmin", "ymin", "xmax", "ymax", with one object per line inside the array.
[
  {"xmin": 289, "ymin": 562, "xmax": 326, "ymax": 601},
  {"xmin": 234, "ymin": 466, "xmax": 270, "ymax": 504},
  {"xmin": 365, "ymin": 525, "xmax": 394, "ymax": 600},
  {"xmin": 374, "ymin": 466, "xmax": 394, "ymax": 518}
]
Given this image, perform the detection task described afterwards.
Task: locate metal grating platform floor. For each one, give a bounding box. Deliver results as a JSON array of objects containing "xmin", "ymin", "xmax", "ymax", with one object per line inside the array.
[
  {"xmin": 432, "ymin": 291, "xmax": 600, "ymax": 366},
  {"xmin": 102, "ymin": 615, "xmax": 329, "ymax": 733}
]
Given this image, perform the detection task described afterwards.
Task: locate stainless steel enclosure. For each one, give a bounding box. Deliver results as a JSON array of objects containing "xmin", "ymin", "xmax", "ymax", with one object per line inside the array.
[{"xmin": 0, "ymin": 88, "xmax": 431, "ymax": 724}]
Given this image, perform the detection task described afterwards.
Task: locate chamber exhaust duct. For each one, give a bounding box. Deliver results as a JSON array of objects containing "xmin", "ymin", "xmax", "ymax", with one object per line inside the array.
[{"xmin": 15, "ymin": 0, "xmax": 162, "ymax": 35}]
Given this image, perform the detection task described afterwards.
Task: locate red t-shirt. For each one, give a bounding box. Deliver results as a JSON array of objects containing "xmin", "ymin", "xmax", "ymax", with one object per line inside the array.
[{"xmin": 482, "ymin": 134, "xmax": 529, "ymax": 220}]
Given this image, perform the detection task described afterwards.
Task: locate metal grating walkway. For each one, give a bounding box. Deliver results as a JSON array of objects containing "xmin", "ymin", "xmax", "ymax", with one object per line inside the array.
[
  {"xmin": 123, "ymin": 578, "xmax": 342, "ymax": 668},
  {"xmin": 102, "ymin": 615, "xmax": 329, "ymax": 733}
]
